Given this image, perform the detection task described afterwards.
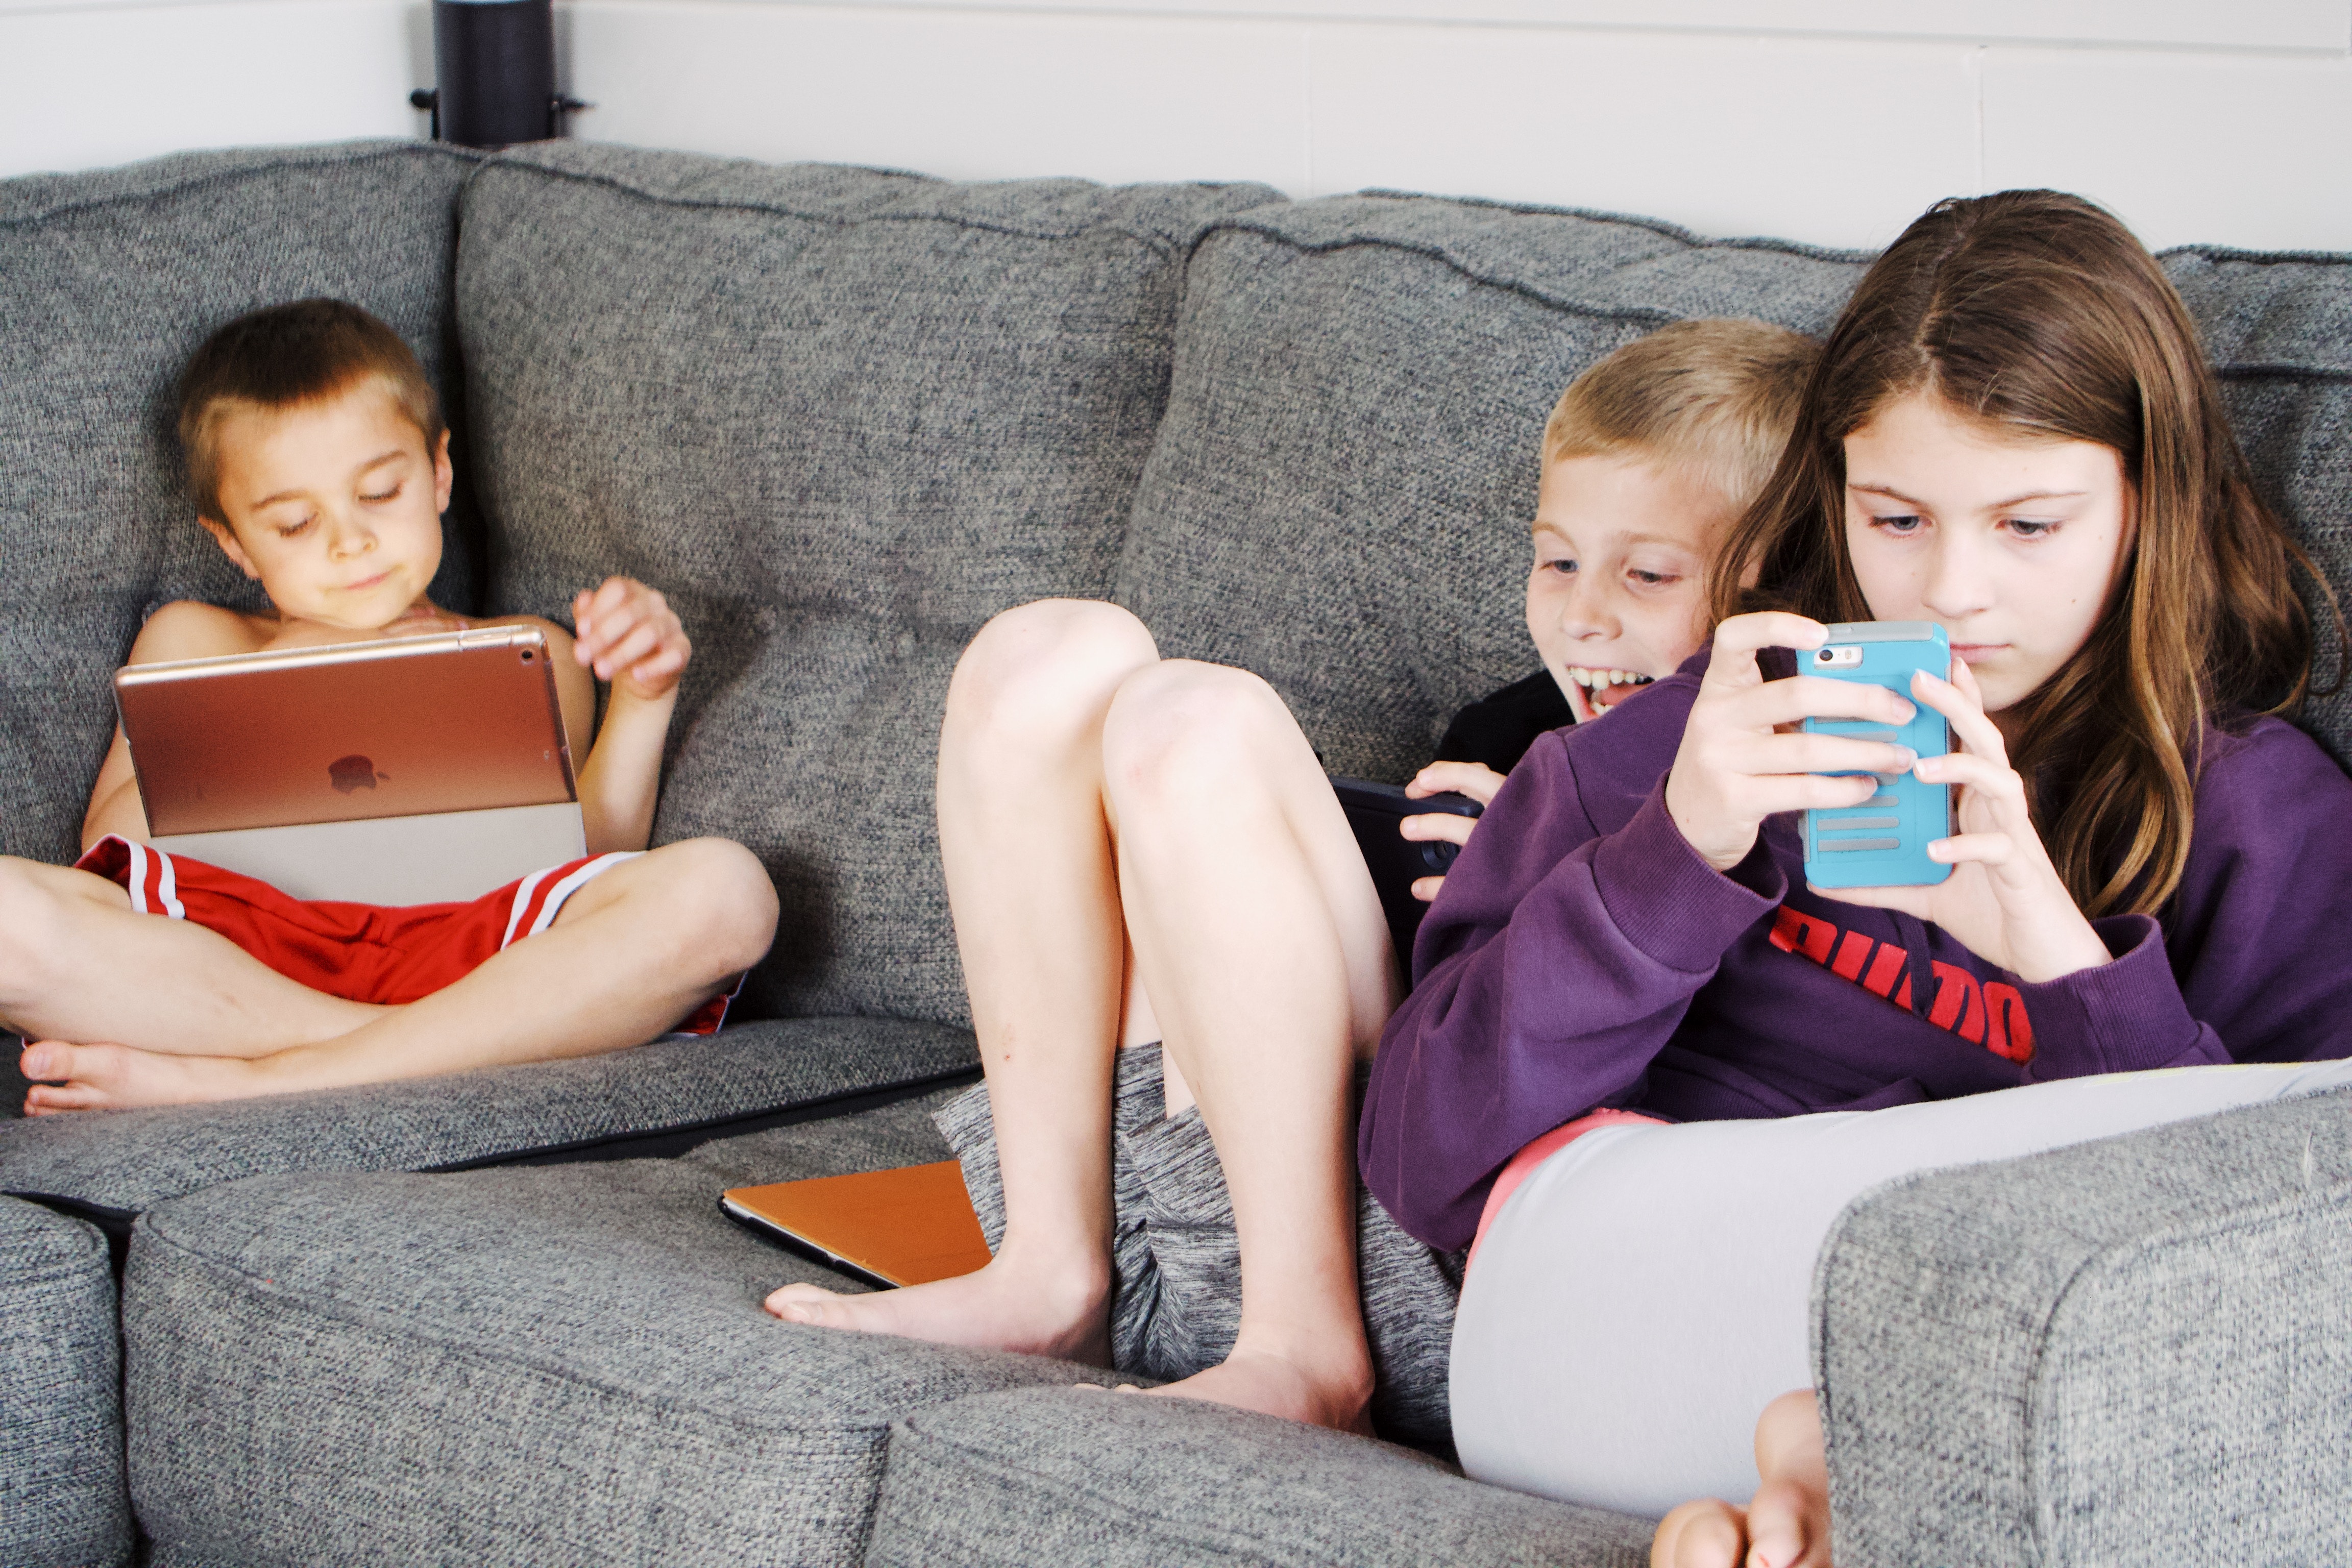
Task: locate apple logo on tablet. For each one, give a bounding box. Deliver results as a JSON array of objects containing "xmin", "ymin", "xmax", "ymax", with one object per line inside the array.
[{"xmin": 329, "ymin": 755, "xmax": 384, "ymax": 794}]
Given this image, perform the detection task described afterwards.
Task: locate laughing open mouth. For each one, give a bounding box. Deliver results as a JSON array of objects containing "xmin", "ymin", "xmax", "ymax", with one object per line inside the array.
[{"xmin": 1563, "ymin": 666, "xmax": 1656, "ymax": 721}]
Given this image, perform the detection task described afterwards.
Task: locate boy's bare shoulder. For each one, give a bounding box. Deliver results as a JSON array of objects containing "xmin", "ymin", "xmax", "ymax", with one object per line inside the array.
[{"xmin": 130, "ymin": 601, "xmax": 277, "ymax": 664}]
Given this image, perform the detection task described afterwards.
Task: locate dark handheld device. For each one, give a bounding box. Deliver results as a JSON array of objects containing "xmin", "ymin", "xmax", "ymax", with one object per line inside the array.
[
  {"xmin": 1332, "ymin": 776, "xmax": 1484, "ymax": 965},
  {"xmin": 1800, "ymin": 621, "xmax": 1952, "ymax": 888}
]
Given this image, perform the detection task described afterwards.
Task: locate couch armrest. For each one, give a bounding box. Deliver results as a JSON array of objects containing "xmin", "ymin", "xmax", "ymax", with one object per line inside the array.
[{"xmin": 1812, "ymin": 1085, "xmax": 2352, "ymax": 1567}]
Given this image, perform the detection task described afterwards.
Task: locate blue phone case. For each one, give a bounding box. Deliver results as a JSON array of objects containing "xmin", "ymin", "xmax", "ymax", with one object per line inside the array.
[{"xmin": 1801, "ymin": 621, "xmax": 1952, "ymax": 888}]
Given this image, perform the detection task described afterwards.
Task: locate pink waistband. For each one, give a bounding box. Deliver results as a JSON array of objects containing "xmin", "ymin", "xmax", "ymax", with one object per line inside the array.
[{"xmin": 1467, "ymin": 1108, "xmax": 1668, "ymax": 1270}]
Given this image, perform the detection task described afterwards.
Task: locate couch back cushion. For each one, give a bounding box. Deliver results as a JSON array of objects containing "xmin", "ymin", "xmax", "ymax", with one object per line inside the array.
[
  {"xmin": 459, "ymin": 144, "xmax": 1275, "ymax": 1025},
  {"xmin": 0, "ymin": 141, "xmax": 481, "ymax": 864},
  {"xmin": 1113, "ymin": 197, "xmax": 1871, "ymax": 783},
  {"xmin": 2168, "ymin": 249, "xmax": 2352, "ymax": 765},
  {"xmin": 1120, "ymin": 200, "xmax": 2352, "ymax": 783}
]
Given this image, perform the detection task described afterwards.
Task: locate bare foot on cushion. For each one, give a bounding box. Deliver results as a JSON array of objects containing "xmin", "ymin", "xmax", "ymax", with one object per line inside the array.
[
  {"xmin": 1135, "ymin": 1340, "xmax": 1375, "ymax": 1436},
  {"xmin": 1651, "ymin": 1389, "xmax": 1832, "ymax": 1568},
  {"xmin": 20, "ymin": 1039, "xmax": 268, "ymax": 1114},
  {"xmin": 764, "ymin": 1252, "xmax": 1113, "ymax": 1365}
]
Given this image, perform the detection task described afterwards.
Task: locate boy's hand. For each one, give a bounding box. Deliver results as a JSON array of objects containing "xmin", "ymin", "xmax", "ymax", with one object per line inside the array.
[
  {"xmin": 1401, "ymin": 760, "xmax": 1507, "ymax": 901},
  {"xmin": 573, "ymin": 577, "xmax": 690, "ymax": 702}
]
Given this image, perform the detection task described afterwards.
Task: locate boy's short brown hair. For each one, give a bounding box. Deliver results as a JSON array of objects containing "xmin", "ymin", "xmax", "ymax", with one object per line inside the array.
[
  {"xmin": 1544, "ymin": 318, "xmax": 1817, "ymax": 511},
  {"xmin": 177, "ymin": 298, "xmax": 445, "ymax": 523}
]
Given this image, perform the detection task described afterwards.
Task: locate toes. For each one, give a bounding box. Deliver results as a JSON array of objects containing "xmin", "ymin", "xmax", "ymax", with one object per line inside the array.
[
  {"xmin": 20, "ymin": 1041, "xmax": 70, "ymax": 1081},
  {"xmin": 763, "ymin": 1284, "xmax": 844, "ymax": 1322},
  {"xmin": 1741, "ymin": 1479, "xmax": 1827, "ymax": 1568},
  {"xmin": 1651, "ymin": 1500, "xmax": 1746, "ymax": 1568},
  {"xmin": 23, "ymin": 1082, "xmax": 103, "ymax": 1114}
]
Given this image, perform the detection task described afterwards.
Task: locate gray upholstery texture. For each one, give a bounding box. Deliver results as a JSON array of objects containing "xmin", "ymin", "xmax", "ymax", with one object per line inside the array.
[
  {"xmin": 863, "ymin": 1386, "xmax": 1655, "ymax": 1568},
  {"xmin": 455, "ymin": 143, "xmax": 1280, "ymax": 1027},
  {"xmin": 0, "ymin": 1015, "xmax": 974, "ymax": 1212},
  {"xmin": 0, "ymin": 1196, "xmax": 130, "ymax": 1568},
  {"xmin": 124, "ymin": 1090, "xmax": 1123, "ymax": 1568},
  {"xmin": 0, "ymin": 140, "xmax": 482, "ymax": 867},
  {"xmin": 2165, "ymin": 248, "xmax": 2352, "ymax": 764},
  {"xmin": 1114, "ymin": 196, "xmax": 1870, "ymax": 783},
  {"xmin": 1812, "ymin": 1086, "xmax": 2352, "ymax": 1568}
]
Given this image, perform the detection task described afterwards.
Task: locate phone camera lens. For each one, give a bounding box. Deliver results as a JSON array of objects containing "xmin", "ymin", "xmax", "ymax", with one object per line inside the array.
[
  {"xmin": 521, "ymin": 650, "xmax": 535, "ymax": 663},
  {"xmin": 1815, "ymin": 649, "xmax": 1832, "ymax": 664}
]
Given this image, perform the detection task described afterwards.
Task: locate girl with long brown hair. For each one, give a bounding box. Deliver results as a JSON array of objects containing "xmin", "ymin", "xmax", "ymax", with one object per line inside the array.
[{"xmin": 1361, "ymin": 190, "xmax": 2352, "ymax": 1568}]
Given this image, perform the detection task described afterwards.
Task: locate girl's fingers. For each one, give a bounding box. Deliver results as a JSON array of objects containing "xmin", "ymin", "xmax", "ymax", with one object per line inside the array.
[
  {"xmin": 1926, "ymin": 831, "xmax": 2015, "ymax": 866},
  {"xmin": 1744, "ymin": 773, "xmax": 1883, "ymax": 817},
  {"xmin": 1410, "ymin": 874, "xmax": 1445, "ymax": 902},
  {"xmin": 1735, "ymin": 674, "xmax": 1917, "ymax": 732},
  {"xmin": 1701, "ymin": 612, "xmax": 1829, "ymax": 694},
  {"xmin": 1910, "ymin": 668, "xmax": 2007, "ymax": 764},
  {"xmin": 1731, "ymin": 730, "xmax": 1916, "ymax": 778},
  {"xmin": 1912, "ymin": 750, "xmax": 2027, "ymax": 811},
  {"xmin": 1400, "ymin": 812, "xmax": 1477, "ymax": 847}
]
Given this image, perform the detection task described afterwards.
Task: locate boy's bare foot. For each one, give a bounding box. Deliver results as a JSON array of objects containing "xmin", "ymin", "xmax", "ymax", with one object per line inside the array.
[
  {"xmin": 1650, "ymin": 1390, "xmax": 1832, "ymax": 1568},
  {"xmin": 1140, "ymin": 1340, "xmax": 1375, "ymax": 1436},
  {"xmin": 20, "ymin": 1039, "xmax": 266, "ymax": 1114},
  {"xmin": 764, "ymin": 1252, "xmax": 1112, "ymax": 1366}
]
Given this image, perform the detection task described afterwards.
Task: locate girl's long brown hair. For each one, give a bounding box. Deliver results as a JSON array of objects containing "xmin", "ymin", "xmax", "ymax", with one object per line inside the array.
[{"xmin": 1711, "ymin": 190, "xmax": 2336, "ymax": 918}]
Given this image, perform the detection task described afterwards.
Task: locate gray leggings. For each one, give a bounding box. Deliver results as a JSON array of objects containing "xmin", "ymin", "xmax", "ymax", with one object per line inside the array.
[
  {"xmin": 1452, "ymin": 1057, "xmax": 2352, "ymax": 1518},
  {"xmin": 935, "ymin": 1043, "xmax": 1464, "ymax": 1449}
]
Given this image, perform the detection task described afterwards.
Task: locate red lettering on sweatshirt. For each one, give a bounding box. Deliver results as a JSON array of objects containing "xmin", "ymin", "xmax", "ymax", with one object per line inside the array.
[{"xmin": 1769, "ymin": 906, "xmax": 2031, "ymax": 1063}]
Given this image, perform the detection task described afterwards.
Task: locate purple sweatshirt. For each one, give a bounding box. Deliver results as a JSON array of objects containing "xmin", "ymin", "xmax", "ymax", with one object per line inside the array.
[{"xmin": 1360, "ymin": 652, "xmax": 2352, "ymax": 1252}]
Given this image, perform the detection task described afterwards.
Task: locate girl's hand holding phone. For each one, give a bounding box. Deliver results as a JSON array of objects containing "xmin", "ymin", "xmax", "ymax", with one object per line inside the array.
[
  {"xmin": 1666, "ymin": 612, "xmax": 1920, "ymax": 871},
  {"xmin": 1826, "ymin": 657, "xmax": 2111, "ymax": 984}
]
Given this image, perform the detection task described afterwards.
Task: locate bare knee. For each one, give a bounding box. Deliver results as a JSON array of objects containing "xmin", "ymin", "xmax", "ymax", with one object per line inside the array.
[
  {"xmin": 0, "ymin": 858, "xmax": 96, "ymax": 1008},
  {"xmin": 634, "ymin": 838, "xmax": 779, "ymax": 980},
  {"xmin": 1100, "ymin": 660, "xmax": 1301, "ymax": 813},
  {"xmin": 946, "ymin": 599, "xmax": 1160, "ymax": 746}
]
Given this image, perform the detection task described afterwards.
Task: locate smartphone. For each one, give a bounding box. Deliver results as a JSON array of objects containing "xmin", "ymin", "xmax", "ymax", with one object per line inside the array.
[
  {"xmin": 1330, "ymin": 776, "xmax": 1483, "ymax": 964},
  {"xmin": 1801, "ymin": 621, "xmax": 1952, "ymax": 888}
]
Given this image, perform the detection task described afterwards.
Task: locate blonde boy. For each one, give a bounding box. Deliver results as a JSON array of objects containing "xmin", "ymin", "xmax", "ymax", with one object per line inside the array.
[{"xmin": 13, "ymin": 299, "xmax": 776, "ymax": 1114}]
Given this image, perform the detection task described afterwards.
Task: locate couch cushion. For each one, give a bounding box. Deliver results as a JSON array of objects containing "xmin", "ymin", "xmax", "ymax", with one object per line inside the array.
[
  {"xmin": 455, "ymin": 143, "xmax": 1281, "ymax": 1026},
  {"xmin": 0, "ymin": 1196, "xmax": 130, "ymax": 1568},
  {"xmin": 864, "ymin": 1386, "xmax": 1654, "ymax": 1568},
  {"xmin": 123, "ymin": 1090, "xmax": 1115, "ymax": 1567},
  {"xmin": 1113, "ymin": 195, "xmax": 1869, "ymax": 783},
  {"xmin": 0, "ymin": 140, "xmax": 483, "ymax": 866},
  {"xmin": 1814, "ymin": 1085, "xmax": 2352, "ymax": 1567},
  {"xmin": 1116, "ymin": 198, "xmax": 2352, "ymax": 783},
  {"xmin": 2165, "ymin": 247, "xmax": 2352, "ymax": 765},
  {"xmin": 0, "ymin": 1015, "xmax": 974, "ymax": 1214}
]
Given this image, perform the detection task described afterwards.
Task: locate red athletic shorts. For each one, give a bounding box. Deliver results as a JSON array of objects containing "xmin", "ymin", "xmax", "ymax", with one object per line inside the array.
[{"xmin": 75, "ymin": 835, "xmax": 732, "ymax": 1036}]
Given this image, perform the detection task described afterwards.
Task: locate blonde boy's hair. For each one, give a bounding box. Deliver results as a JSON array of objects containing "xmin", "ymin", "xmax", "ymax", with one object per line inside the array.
[{"xmin": 1543, "ymin": 318, "xmax": 1817, "ymax": 510}]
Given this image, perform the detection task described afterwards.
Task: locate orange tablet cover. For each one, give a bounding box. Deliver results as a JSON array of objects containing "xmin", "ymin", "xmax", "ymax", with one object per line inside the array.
[{"xmin": 721, "ymin": 1161, "xmax": 992, "ymax": 1289}]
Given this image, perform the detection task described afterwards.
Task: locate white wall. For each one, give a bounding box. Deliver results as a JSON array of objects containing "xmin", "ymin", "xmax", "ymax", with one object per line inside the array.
[{"xmin": 4, "ymin": 0, "xmax": 2348, "ymax": 252}]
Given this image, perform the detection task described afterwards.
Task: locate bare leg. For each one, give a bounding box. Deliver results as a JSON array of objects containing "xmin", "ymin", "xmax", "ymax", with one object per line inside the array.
[
  {"xmin": 768, "ymin": 600, "xmax": 1158, "ymax": 1362},
  {"xmin": 0, "ymin": 856, "xmax": 385, "ymax": 1057},
  {"xmin": 1651, "ymin": 1390, "xmax": 1832, "ymax": 1568},
  {"xmin": 19, "ymin": 838, "xmax": 777, "ymax": 1112},
  {"xmin": 1101, "ymin": 660, "xmax": 1396, "ymax": 1432},
  {"xmin": 769, "ymin": 604, "xmax": 1398, "ymax": 1435}
]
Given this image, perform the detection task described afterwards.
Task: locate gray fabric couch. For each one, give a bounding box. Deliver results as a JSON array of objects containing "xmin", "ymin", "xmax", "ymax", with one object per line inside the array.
[{"xmin": 3, "ymin": 136, "xmax": 2348, "ymax": 1565}]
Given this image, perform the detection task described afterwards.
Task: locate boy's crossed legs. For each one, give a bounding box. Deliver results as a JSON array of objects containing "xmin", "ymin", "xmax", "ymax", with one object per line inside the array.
[
  {"xmin": 10, "ymin": 837, "xmax": 777, "ymax": 1112},
  {"xmin": 766, "ymin": 600, "xmax": 1396, "ymax": 1432}
]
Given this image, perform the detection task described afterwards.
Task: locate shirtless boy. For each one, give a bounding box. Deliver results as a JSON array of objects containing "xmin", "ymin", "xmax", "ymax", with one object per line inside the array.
[
  {"xmin": 13, "ymin": 299, "xmax": 777, "ymax": 1113},
  {"xmin": 764, "ymin": 318, "xmax": 1816, "ymax": 1434}
]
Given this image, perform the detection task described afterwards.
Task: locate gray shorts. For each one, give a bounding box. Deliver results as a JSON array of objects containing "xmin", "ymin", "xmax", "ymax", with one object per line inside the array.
[{"xmin": 934, "ymin": 1043, "xmax": 1463, "ymax": 1448}]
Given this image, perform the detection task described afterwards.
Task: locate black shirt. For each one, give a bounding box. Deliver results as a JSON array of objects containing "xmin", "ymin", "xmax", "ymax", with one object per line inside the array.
[{"xmin": 1434, "ymin": 669, "xmax": 1575, "ymax": 775}]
